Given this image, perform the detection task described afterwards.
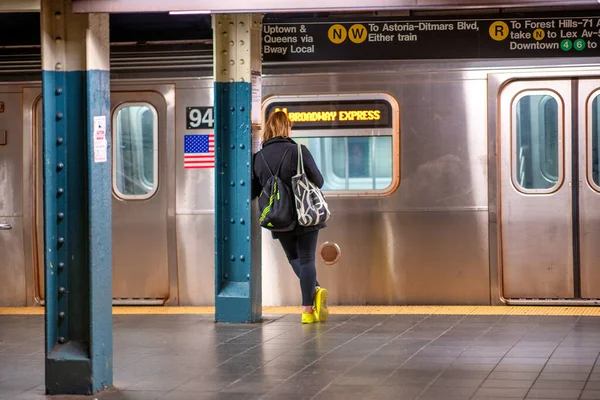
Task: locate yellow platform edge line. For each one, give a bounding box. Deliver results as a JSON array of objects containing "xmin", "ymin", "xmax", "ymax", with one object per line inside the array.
[{"xmin": 2, "ymin": 305, "xmax": 600, "ymax": 316}]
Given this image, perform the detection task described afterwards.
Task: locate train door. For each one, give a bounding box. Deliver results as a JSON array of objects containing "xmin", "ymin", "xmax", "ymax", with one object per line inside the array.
[
  {"xmin": 110, "ymin": 90, "xmax": 171, "ymax": 303},
  {"xmin": 500, "ymin": 79, "xmax": 600, "ymax": 300},
  {"xmin": 578, "ymin": 79, "xmax": 600, "ymax": 299},
  {"xmin": 0, "ymin": 92, "xmax": 27, "ymax": 305},
  {"xmin": 32, "ymin": 87, "xmax": 175, "ymax": 304}
]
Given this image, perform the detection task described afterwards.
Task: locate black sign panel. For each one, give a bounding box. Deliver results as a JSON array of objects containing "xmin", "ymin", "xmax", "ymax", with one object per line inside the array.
[
  {"xmin": 262, "ymin": 13, "xmax": 600, "ymax": 62},
  {"xmin": 265, "ymin": 100, "xmax": 393, "ymax": 130}
]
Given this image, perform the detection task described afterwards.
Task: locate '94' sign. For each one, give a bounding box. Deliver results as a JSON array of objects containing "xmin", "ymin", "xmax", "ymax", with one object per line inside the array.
[{"xmin": 186, "ymin": 107, "xmax": 214, "ymax": 129}]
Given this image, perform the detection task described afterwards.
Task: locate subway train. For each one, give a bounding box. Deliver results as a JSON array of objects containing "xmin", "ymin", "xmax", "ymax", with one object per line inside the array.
[{"xmin": 2, "ymin": 10, "xmax": 600, "ymax": 308}]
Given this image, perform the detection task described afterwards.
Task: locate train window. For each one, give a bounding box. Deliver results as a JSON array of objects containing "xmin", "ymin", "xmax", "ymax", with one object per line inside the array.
[
  {"xmin": 512, "ymin": 92, "xmax": 562, "ymax": 192},
  {"xmin": 294, "ymin": 136, "xmax": 393, "ymax": 190},
  {"xmin": 590, "ymin": 94, "xmax": 600, "ymax": 189},
  {"xmin": 263, "ymin": 93, "xmax": 399, "ymax": 195},
  {"xmin": 113, "ymin": 103, "xmax": 158, "ymax": 200}
]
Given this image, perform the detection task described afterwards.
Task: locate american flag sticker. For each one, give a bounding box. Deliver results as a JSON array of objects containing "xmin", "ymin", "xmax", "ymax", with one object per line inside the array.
[{"xmin": 184, "ymin": 134, "xmax": 215, "ymax": 169}]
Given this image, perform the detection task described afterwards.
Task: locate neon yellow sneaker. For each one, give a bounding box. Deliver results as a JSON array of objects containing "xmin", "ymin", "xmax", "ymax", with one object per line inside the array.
[
  {"xmin": 314, "ymin": 287, "xmax": 329, "ymax": 323},
  {"xmin": 302, "ymin": 310, "xmax": 318, "ymax": 324}
]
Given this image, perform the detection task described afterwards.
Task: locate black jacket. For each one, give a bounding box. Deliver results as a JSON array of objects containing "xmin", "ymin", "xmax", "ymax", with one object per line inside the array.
[{"xmin": 252, "ymin": 136, "xmax": 326, "ymax": 238}]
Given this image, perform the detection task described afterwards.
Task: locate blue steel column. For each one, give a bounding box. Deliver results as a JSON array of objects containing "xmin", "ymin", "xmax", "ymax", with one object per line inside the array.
[
  {"xmin": 41, "ymin": 0, "xmax": 112, "ymax": 394},
  {"xmin": 213, "ymin": 14, "xmax": 263, "ymax": 323}
]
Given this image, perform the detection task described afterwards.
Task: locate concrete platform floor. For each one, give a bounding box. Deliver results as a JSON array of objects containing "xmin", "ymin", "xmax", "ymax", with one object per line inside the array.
[{"xmin": 2, "ymin": 313, "xmax": 600, "ymax": 400}]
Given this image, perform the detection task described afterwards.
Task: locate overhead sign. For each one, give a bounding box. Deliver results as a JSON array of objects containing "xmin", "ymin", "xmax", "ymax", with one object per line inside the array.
[
  {"xmin": 264, "ymin": 100, "xmax": 392, "ymax": 130},
  {"xmin": 262, "ymin": 13, "xmax": 600, "ymax": 62}
]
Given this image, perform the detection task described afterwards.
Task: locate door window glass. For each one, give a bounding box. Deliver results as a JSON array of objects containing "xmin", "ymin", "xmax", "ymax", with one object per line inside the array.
[
  {"xmin": 113, "ymin": 103, "xmax": 158, "ymax": 199},
  {"xmin": 514, "ymin": 93, "xmax": 561, "ymax": 191}
]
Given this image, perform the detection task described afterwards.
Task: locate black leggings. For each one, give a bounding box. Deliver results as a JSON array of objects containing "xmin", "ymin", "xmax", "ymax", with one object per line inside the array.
[{"xmin": 278, "ymin": 230, "xmax": 320, "ymax": 306}]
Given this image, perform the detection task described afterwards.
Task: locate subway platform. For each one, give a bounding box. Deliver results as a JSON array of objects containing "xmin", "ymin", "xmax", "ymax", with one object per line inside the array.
[{"xmin": 2, "ymin": 306, "xmax": 600, "ymax": 400}]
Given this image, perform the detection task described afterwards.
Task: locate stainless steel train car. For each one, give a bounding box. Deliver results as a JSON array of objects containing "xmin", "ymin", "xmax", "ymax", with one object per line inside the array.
[{"xmin": 3, "ymin": 15, "xmax": 600, "ymax": 307}]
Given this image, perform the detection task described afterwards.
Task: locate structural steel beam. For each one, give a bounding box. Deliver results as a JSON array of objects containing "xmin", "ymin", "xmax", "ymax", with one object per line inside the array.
[
  {"xmin": 213, "ymin": 14, "xmax": 263, "ymax": 323},
  {"xmin": 41, "ymin": 0, "xmax": 112, "ymax": 394},
  {"xmin": 72, "ymin": 0, "xmax": 600, "ymax": 13}
]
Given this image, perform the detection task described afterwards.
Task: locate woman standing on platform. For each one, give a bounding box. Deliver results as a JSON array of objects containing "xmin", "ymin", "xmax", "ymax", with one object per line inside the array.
[{"xmin": 251, "ymin": 111, "xmax": 329, "ymax": 324}]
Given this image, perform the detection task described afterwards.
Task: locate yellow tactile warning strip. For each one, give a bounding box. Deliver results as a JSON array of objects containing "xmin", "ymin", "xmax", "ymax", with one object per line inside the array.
[{"xmin": 3, "ymin": 305, "xmax": 600, "ymax": 316}]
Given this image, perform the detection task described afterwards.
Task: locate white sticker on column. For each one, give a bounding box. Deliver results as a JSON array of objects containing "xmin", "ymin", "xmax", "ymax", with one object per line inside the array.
[
  {"xmin": 93, "ymin": 116, "xmax": 107, "ymax": 163},
  {"xmin": 251, "ymin": 71, "xmax": 262, "ymax": 125}
]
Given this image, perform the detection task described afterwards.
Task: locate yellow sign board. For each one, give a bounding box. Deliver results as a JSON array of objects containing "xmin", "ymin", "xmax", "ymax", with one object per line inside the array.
[{"xmin": 266, "ymin": 99, "xmax": 392, "ymax": 130}]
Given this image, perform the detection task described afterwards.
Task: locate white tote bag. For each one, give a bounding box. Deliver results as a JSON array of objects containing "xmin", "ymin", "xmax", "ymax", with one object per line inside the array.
[{"xmin": 291, "ymin": 144, "xmax": 331, "ymax": 227}]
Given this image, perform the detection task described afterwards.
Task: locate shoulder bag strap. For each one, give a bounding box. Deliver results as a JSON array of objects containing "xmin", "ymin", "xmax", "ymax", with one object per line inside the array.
[{"xmin": 296, "ymin": 143, "xmax": 305, "ymax": 175}]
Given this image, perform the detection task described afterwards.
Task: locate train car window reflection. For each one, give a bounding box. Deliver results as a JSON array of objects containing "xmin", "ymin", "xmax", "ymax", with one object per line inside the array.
[
  {"xmin": 590, "ymin": 95, "xmax": 600, "ymax": 188},
  {"xmin": 541, "ymin": 97, "xmax": 559, "ymax": 182},
  {"xmin": 294, "ymin": 136, "xmax": 393, "ymax": 191},
  {"xmin": 514, "ymin": 94, "xmax": 561, "ymax": 191},
  {"xmin": 114, "ymin": 103, "xmax": 158, "ymax": 200}
]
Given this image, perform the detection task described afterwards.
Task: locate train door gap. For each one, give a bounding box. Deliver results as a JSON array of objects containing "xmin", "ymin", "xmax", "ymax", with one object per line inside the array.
[{"xmin": 571, "ymin": 79, "xmax": 581, "ymax": 299}]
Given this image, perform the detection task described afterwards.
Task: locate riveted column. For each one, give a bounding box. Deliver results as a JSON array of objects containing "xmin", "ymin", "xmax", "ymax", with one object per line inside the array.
[
  {"xmin": 213, "ymin": 14, "xmax": 263, "ymax": 323},
  {"xmin": 41, "ymin": 0, "xmax": 112, "ymax": 394}
]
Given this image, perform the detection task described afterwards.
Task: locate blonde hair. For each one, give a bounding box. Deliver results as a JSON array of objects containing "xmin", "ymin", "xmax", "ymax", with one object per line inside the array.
[{"xmin": 262, "ymin": 111, "xmax": 292, "ymax": 141}]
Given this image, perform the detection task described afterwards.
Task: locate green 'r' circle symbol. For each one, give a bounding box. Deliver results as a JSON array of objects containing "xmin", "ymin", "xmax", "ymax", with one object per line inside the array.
[
  {"xmin": 561, "ymin": 39, "xmax": 573, "ymax": 51},
  {"xmin": 574, "ymin": 38, "xmax": 586, "ymax": 51}
]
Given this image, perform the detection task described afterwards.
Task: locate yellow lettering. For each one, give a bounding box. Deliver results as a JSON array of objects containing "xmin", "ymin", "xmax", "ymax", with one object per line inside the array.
[
  {"xmin": 273, "ymin": 109, "xmax": 382, "ymax": 123},
  {"xmin": 286, "ymin": 111, "xmax": 341, "ymax": 123}
]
